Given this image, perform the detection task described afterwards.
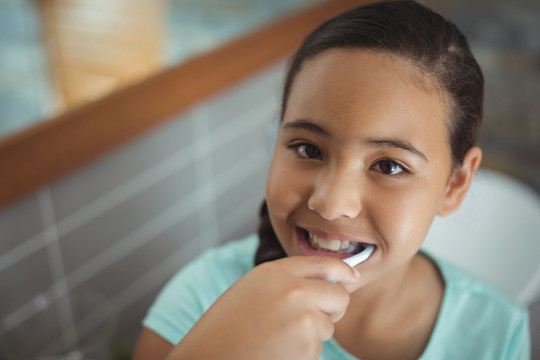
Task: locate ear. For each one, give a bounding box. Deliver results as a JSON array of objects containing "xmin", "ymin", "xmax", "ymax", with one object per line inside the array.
[{"xmin": 437, "ymin": 146, "xmax": 482, "ymax": 216}]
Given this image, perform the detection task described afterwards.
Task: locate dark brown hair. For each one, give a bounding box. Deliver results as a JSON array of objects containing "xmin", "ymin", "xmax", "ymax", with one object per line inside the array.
[{"xmin": 255, "ymin": 0, "xmax": 484, "ymax": 266}]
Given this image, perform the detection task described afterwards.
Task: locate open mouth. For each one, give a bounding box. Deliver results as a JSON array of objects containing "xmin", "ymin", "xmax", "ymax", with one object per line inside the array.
[{"xmin": 302, "ymin": 228, "xmax": 370, "ymax": 256}]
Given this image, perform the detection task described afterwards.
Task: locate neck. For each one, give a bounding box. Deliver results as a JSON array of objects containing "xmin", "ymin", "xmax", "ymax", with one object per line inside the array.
[
  {"xmin": 346, "ymin": 256, "xmax": 418, "ymax": 327},
  {"xmin": 334, "ymin": 253, "xmax": 445, "ymax": 360}
]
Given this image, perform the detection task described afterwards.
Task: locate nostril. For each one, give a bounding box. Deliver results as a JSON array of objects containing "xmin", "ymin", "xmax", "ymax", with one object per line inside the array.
[{"xmin": 307, "ymin": 179, "xmax": 362, "ymax": 220}]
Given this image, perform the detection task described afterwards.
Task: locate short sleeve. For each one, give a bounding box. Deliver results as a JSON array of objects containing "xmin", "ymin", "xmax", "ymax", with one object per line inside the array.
[
  {"xmin": 142, "ymin": 251, "xmax": 219, "ymax": 345},
  {"xmin": 142, "ymin": 235, "xmax": 258, "ymax": 345},
  {"xmin": 417, "ymin": 253, "xmax": 532, "ymax": 360}
]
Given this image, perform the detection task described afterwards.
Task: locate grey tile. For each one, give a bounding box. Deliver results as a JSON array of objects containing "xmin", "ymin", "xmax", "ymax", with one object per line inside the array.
[
  {"xmin": 215, "ymin": 169, "xmax": 266, "ymax": 245},
  {"xmin": 70, "ymin": 213, "xmax": 199, "ymax": 308},
  {"xmin": 113, "ymin": 287, "xmax": 164, "ymax": 349},
  {"xmin": 59, "ymin": 162, "xmax": 197, "ymax": 274},
  {"xmin": 0, "ymin": 247, "xmax": 52, "ymax": 319},
  {"xmin": 70, "ymin": 326, "xmax": 116, "ymax": 360},
  {"xmin": 50, "ymin": 113, "xmax": 194, "ymax": 220},
  {"xmin": 0, "ymin": 192, "xmax": 41, "ymax": 255},
  {"xmin": 211, "ymin": 122, "xmax": 268, "ymax": 177},
  {"xmin": 120, "ymin": 328, "xmax": 144, "ymax": 355},
  {"xmin": 215, "ymin": 168, "xmax": 267, "ymax": 219},
  {"xmin": 222, "ymin": 220, "xmax": 259, "ymax": 245},
  {"xmin": 206, "ymin": 63, "xmax": 284, "ymax": 130},
  {"xmin": 217, "ymin": 195, "xmax": 262, "ymax": 246},
  {"xmin": 34, "ymin": 289, "xmax": 117, "ymax": 359},
  {"xmin": 65, "ymin": 223, "xmax": 203, "ymax": 353},
  {"xmin": 0, "ymin": 300, "xmax": 61, "ymax": 359}
]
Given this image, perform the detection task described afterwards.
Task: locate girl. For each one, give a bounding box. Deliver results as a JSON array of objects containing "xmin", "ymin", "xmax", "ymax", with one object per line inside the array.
[{"xmin": 134, "ymin": 1, "xmax": 530, "ymax": 359}]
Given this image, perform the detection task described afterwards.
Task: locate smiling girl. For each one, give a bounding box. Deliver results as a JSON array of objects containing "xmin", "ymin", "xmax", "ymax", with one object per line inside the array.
[{"xmin": 134, "ymin": 1, "xmax": 530, "ymax": 359}]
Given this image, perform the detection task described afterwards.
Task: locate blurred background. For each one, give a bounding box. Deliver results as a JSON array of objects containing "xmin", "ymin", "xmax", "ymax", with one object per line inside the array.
[{"xmin": 0, "ymin": 0, "xmax": 538, "ymax": 358}]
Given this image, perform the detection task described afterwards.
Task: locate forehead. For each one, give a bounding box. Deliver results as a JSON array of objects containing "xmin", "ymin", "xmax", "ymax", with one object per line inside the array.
[{"xmin": 284, "ymin": 49, "xmax": 451, "ymax": 145}]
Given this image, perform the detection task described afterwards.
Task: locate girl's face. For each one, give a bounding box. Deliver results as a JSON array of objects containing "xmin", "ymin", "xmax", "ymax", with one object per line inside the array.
[{"xmin": 266, "ymin": 49, "xmax": 456, "ymax": 288}]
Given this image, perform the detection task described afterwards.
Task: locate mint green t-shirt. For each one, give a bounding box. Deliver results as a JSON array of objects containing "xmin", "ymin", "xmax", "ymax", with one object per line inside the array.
[{"xmin": 142, "ymin": 234, "xmax": 530, "ymax": 359}]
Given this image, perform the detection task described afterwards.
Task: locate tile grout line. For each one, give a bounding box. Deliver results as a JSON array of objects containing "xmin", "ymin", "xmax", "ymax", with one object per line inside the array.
[
  {"xmin": 65, "ymin": 189, "xmax": 199, "ymax": 291},
  {"xmin": 1, "ymin": 290, "xmax": 56, "ymax": 333},
  {"xmin": 55, "ymin": 185, "xmax": 266, "ymax": 343},
  {"xmin": 69, "ymin": 236, "xmax": 204, "ymax": 344},
  {"xmin": 1, "ymin": 135, "xmax": 269, "ymax": 334},
  {"xmin": 55, "ymin": 143, "xmax": 195, "ymax": 238},
  {"xmin": 0, "ymin": 95, "xmax": 276, "ymax": 273},
  {"xmin": 0, "ymin": 141, "xmax": 193, "ymax": 273},
  {"xmin": 0, "ymin": 233, "xmax": 44, "ymax": 273},
  {"xmin": 65, "ymin": 146, "xmax": 267, "ymax": 293},
  {"xmin": 109, "ymin": 185, "xmax": 264, "ymax": 328},
  {"xmin": 1, "ymin": 97, "xmax": 274, "ymax": 331},
  {"xmin": 37, "ymin": 187, "xmax": 79, "ymax": 350}
]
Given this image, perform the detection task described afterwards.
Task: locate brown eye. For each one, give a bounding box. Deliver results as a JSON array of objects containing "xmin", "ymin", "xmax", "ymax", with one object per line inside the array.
[
  {"xmin": 373, "ymin": 160, "xmax": 404, "ymax": 175},
  {"xmin": 293, "ymin": 144, "xmax": 323, "ymax": 160}
]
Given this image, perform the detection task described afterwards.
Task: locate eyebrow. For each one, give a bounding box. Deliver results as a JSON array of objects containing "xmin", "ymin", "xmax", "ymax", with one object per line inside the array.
[
  {"xmin": 282, "ymin": 120, "xmax": 330, "ymax": 136},
  {"xmin": 367, "ymin": 138, "xmax": 428, "ymax": 162},
  {"xmin": 282, "ymin": 119, "xmax": 428, "ymax": 161}
]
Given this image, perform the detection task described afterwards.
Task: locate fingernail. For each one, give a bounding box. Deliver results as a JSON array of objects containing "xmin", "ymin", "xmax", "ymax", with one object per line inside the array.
[{"xmin": 352, "ymin": 267, "xmax": 360, "ymax": 279}]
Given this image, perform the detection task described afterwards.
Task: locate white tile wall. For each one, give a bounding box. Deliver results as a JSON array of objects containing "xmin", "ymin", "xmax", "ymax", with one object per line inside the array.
[{"xmin": 0, "ymin": 61, "xmax": 285, "ymax": 358}]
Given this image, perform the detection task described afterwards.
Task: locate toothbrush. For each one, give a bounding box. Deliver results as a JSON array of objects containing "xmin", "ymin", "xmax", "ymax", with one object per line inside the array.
[
  {"xmin": 342, "ymin": 244, "xmax": 375, "ymax": 267},
  {"xmin": 329, "ymin": 244, "xmax": 375, "ymax": 283}
]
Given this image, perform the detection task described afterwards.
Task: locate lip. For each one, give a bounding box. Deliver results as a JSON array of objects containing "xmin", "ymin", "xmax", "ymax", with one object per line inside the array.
[{"xmin": 295, "ymin": 226, "xmax": 375, "ymax": 261}]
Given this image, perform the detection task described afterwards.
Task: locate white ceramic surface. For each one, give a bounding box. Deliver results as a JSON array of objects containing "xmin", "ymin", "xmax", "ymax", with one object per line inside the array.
[{"xmin": 422, "ymin": 168, "xmax": 540, "ymax": 305}]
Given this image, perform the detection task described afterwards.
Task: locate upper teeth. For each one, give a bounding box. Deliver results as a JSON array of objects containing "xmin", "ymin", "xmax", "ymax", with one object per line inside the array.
[{"xmin": 308, "ymin": 232, "xmax": 357, "ymax": 253}]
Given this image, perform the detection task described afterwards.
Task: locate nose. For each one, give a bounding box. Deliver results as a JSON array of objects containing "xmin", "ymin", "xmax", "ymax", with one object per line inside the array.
[{"xmin": 307, "ymin": 165, "xmax": 362, "ymax": 220}]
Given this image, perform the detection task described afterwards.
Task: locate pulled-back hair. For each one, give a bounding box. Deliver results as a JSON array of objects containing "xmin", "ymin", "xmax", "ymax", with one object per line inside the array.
[{"xmin": 255, "ymin": 0, "xmax": 484, "ymax": 266}]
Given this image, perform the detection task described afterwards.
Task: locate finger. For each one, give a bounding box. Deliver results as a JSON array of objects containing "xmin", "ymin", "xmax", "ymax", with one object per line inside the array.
[
  {"xmin": 312, "ymin": 308, "xmax": 335, "ymax": 342},
  {"xmin": 304, "ymin": 280, "xmax": 351, "ymax": 323},
  {"xmin": 277, "ymin": 256, "xmax": 360, "ymax": 284},
  {"xmin": 292, "ymin": 308, "xmax": 334, "ymax": 349}
]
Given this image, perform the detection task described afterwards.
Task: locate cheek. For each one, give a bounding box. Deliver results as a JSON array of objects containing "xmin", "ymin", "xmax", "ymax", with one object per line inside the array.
[
  {"xmin": 266, "ymin": 154, "xmax": 305, "ymax": 226},
  {"xmin": 368, "ymin": 183, "xmax": 442, "ymax": 251},
  {"xmin": 265, "ymin": 154, "xmax": 311, "ymax": 255}
]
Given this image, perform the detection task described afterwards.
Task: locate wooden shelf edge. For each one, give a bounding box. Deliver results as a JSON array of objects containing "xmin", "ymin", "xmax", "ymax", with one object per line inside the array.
[{"xmin": 0, "ymin": 0, "xmax": 371, "ymax": 209}]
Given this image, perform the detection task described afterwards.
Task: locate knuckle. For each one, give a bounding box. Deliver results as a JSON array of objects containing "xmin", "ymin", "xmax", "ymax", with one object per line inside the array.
[
  {"xmin": 335, "ymin": 284, "xmax": 351, "ymax": 304},
  {"xmin": 283, "ymin": 283, "xmax": 307, "ymax": 305},
  {"xmin": 298, "ymin": 310, "xmax": 317, "ymax": 330},
  {"xmin": 257, "ymin": 260, "xmax": 280, "ymax": 274},
  {"xmin": 310, "ymin": 255, "xmax": 331, "ymax": 270}
]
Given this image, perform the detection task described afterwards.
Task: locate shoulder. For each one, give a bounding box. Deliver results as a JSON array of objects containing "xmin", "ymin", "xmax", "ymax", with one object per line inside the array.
[
  {"xmin": 436, "ymin": 256, "xmax": 527, "ymax": 318},
  {"xmin": 173, "ymin": 234, "xmax": 258, "ymax": 291},
  {"xmin": 142, "ymin": 234, "xmax": 259, "ymax": 344},
  {"xmin": 422, "ymin": 253, "xmax": 530, "ymax": 359},
  {"xmin": 205, "ymin": 234, "xmax": 260, "ymax": 273}
]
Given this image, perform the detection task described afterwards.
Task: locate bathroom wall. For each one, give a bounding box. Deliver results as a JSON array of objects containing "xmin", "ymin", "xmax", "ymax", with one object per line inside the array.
[
  {"xmin": 424, "ymin": 0, "xmax": 540, "ymax": 194},
  {"xmin": 0, "ymin": 61, "xmax": 284, "ymax": 358}
]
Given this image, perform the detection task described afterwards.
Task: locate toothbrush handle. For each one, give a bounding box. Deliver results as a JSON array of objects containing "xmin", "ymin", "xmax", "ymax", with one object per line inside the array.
[{"xmin": 342, "ymin": 244, "xmax": 375, "ymax": 267}]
